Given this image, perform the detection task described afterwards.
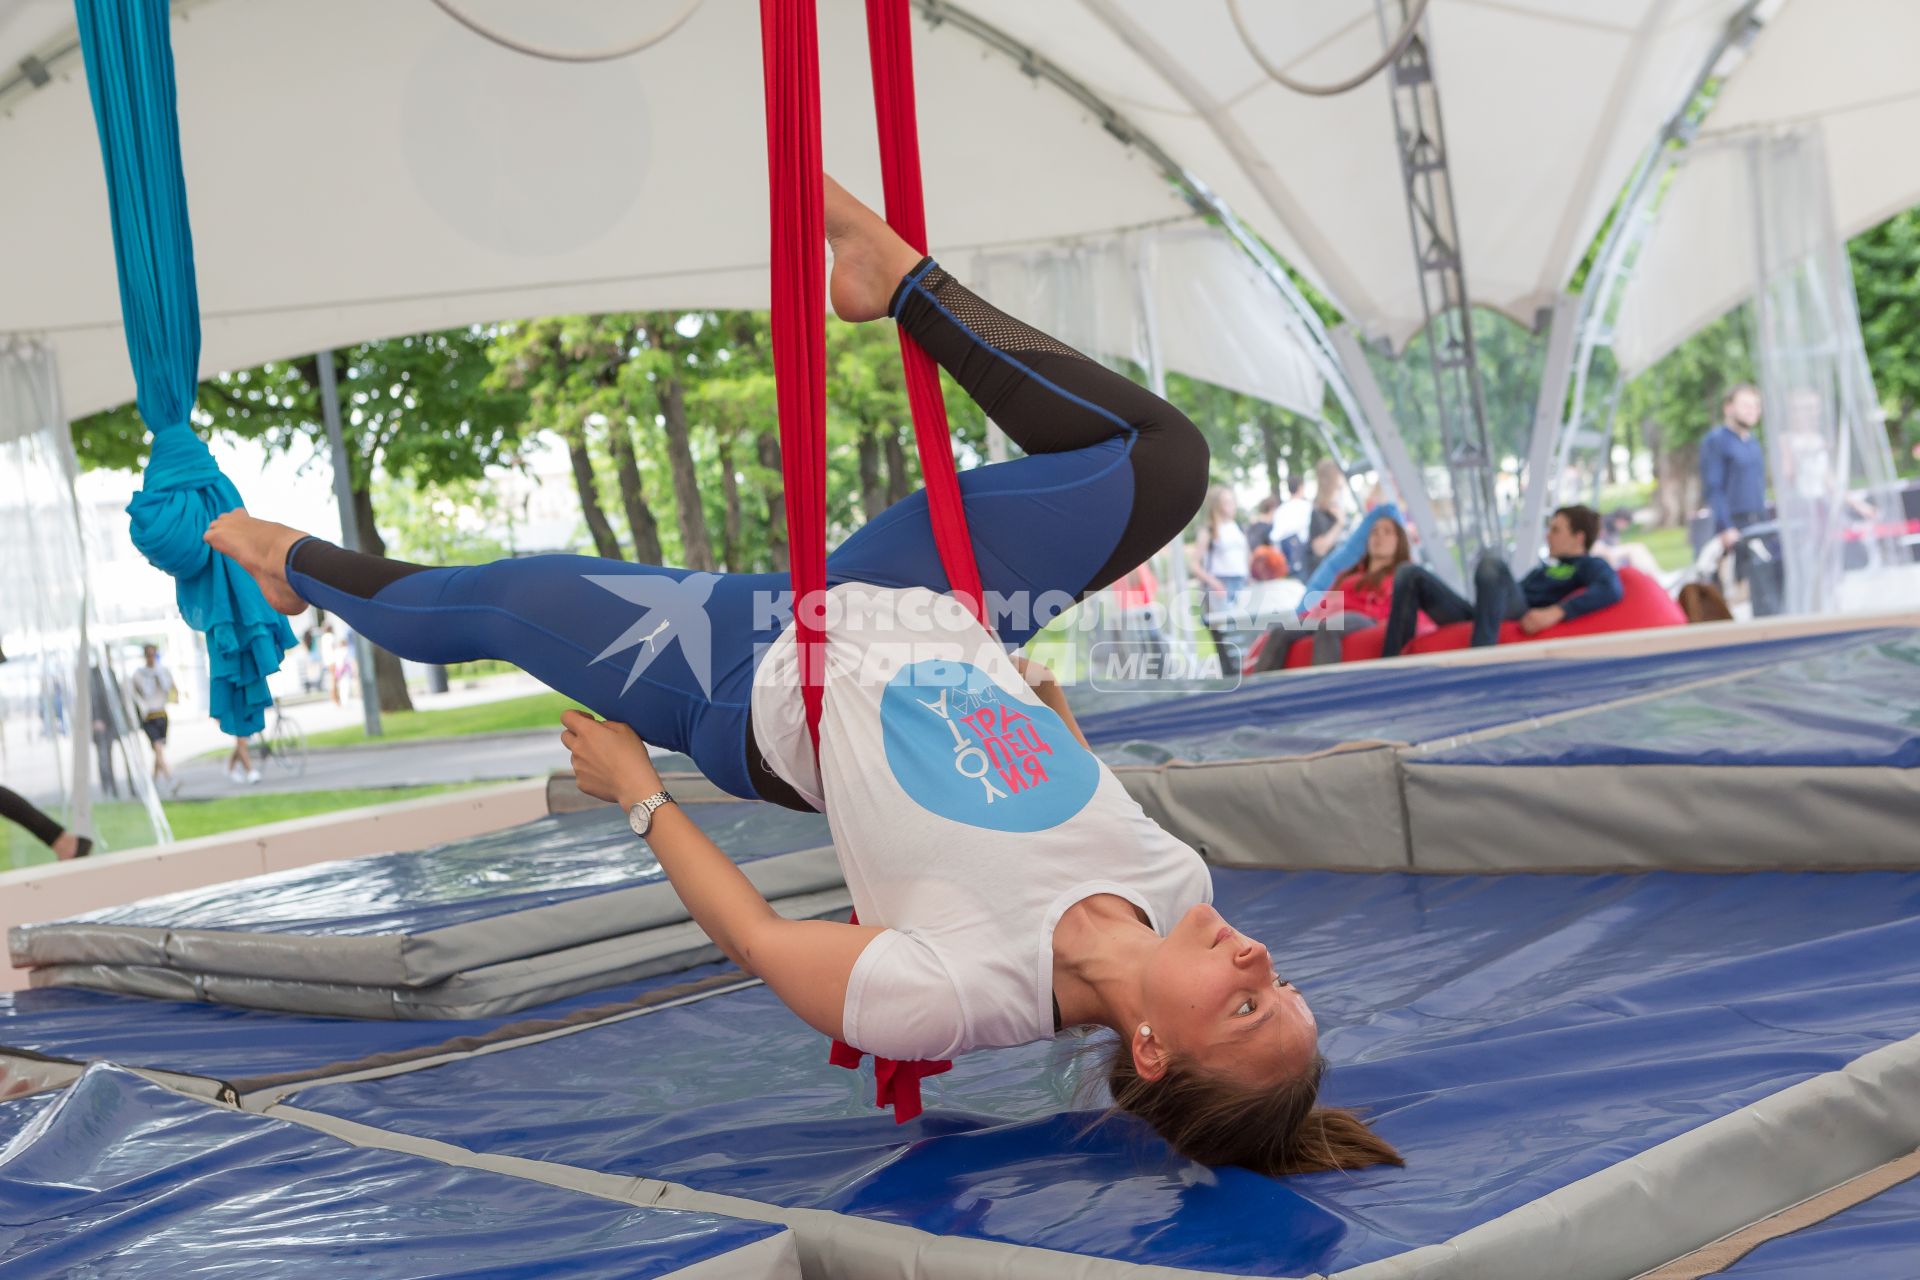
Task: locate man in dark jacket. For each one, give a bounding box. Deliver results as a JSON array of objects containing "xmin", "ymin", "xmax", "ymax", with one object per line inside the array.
[
  {"xmin": 1699, "ymin": 383, "xmax": 1782, "ymax": 616},
  {"xmin": 1380, "ymin": 505, "xmax": 1624, "ymax": 656}
]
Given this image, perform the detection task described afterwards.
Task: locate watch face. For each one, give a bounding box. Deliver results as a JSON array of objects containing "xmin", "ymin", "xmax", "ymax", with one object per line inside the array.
[{"xmin": 628, "ymin": 803, "xmax": 651, "ymax": 837}]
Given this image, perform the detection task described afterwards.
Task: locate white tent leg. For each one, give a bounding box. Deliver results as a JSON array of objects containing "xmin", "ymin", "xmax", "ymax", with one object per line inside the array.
[{"xmin": 1510, "ymin": 295, "xmax": 1581, "ymax": 571}]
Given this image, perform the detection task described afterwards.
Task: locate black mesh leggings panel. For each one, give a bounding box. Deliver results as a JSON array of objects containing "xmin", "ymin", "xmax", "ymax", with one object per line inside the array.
[
  {"xmin": 890, "ymin": 261, "xmax": 1209, "ymax": 594},
  {"xmin": 0, "ymin": 785, "xmax": 65, "ymax": 848}
]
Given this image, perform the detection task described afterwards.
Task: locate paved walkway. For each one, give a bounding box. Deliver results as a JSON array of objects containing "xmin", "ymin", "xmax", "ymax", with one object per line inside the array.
[
  {"xmin": 156, "ymin": 672, "xmax": 565, "ymax": 799},
  {"xmin": 173, "ymin": 728, "xmax": 570, "ymax": 797}
]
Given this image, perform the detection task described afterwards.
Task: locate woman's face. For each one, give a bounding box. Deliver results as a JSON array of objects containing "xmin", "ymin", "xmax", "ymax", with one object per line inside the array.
[
  {"xmin": 1366, "ymin": 519, "xmax": 1400, "ymax": 567},
  {"xmin": 1218, "ymin": 491, "xmax": 1238, "ymax": 521},
  {"xmin": 1138, "ymin": 903, "xmax": 1318, "ymax": 1086}
]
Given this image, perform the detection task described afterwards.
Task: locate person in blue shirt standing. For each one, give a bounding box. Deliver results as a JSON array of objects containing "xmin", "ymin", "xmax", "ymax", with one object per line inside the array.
[
  {"xmin": 1379, "ymin": 505, "xmax": 1624, "ymax": 656},
  {"xmin": 1699, "ymin": 383, "xmax": 1782, "ymax": 617}
]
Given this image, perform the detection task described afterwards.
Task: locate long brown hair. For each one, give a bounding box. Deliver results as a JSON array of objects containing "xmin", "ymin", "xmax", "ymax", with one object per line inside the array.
[
  {"xmin": 1200, "ymin": 484, "xmax": 1237, "ymax": 533},
  {"xmin": 1313, "ymin": 458, "xmax": 1345, "ymax": 513},
  {"xmin": 1342, "ymin": 515, "xmax": 1410, "ymax": 594},
  {"xmin": 1100, "ymin": 1043, "xmax": 1403, "ymax": 1176}
]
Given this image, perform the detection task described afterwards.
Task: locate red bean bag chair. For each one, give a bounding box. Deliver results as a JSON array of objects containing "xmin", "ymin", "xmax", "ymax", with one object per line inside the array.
[
  {"xmin": 1275, "ymin": 618, "xmax": 1393, "ymax": 669},
  {"xmin": 1403, "ymin": 566, "xmax": 1684, "ymax": 655},
  {"xmin": 1263, "ymin": 566, "xmax": 1681, "ymax": 669}
]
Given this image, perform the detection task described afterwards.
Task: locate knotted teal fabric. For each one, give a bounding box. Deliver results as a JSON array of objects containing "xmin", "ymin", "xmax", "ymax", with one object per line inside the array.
[{"xmin": 75, "ymin": 0, "xmax": 291, "ymax": 735}]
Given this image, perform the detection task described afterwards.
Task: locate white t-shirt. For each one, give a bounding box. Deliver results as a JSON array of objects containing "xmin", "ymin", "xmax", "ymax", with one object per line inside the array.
[
  {"xmin": 1204, "ymin": 520, "xmax": 1251, "ymax": 579},
  {"xmin": 1270, "ymin": 496, "xmax": 1312, "ymax": 545},
  {"xmin": 128, "ymin": 664, "xmax": 173, "ymax": 717},
  {"xmin": 751, "ymin": 583, "xmax": 1212, "ymax": 1061}
]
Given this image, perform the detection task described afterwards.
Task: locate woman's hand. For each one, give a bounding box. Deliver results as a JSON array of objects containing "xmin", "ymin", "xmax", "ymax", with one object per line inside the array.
[{"xmin": 560, "ymin": 709, "xmax": 662, "ymax": 808}]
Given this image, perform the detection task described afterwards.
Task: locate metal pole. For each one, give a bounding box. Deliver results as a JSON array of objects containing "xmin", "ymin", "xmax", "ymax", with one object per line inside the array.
[
  {"xmin": 1511, "ymin": 296, "xmax": 1582, "ymax": 571},
  {"xmin": 1374, "ymin": 0, "xmax": 1502, "ymax": 566},
  {"xmin": 1329, "ymin": 326, "xmax": 1464, "ymax": 592},
  {"xmin": 316, "ymin": 348, "xmax": 383, "ymax": 738},
  {"xmin": 1133, "ymin": 238, "xmax": 1198, "ymax": 660}
]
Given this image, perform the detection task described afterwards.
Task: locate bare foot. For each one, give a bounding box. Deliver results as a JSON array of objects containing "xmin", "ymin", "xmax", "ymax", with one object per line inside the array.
[
  {"xmin": 205, "ymin": 509, "xmax": 310, "ymax": 615},
  {"xmin": 825, "ymin": 174, "xmax": 926, "ymax": 323}
]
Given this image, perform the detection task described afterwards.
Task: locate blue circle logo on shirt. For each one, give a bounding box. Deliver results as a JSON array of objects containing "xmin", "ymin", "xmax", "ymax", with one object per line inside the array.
[{"xmin": 879, "ymin": 659, "xmax": 1098, "ymax": 833}]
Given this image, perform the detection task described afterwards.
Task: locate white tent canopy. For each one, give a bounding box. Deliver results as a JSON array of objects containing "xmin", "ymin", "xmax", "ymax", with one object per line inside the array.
[
  {"xmin": 1613, "ymin": 0, "xmax": 1920, "ymax": 375},
  {"xmin": 0, "ymin": 0, "xmax": 1756, "ymax": 421},
  {"xmin": 968, "ymin": 228, "xmax": 1325, "ymax": 416},
  {"xmin": 1, "ymin": 0, "xmax": 1208, "ymax": 420},
  {"xmin": 952, "ymin": 0, "xmax": 1751, "ymax": 346}
]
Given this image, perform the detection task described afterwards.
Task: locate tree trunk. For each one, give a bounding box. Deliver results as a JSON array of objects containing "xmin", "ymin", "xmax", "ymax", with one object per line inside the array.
[
  {"xmin": 1259, "ymin": 415, "xmax": 1282, "ymax": 498},
  {"xmin": 716, "ymin": 436, "xmax": 743, "ymax": 571},
  {"xmin": 1648, "ymin": 422, "xmax": 1701, "ymax": 529},
  {"xmin": 349, "ymin": 484, "xmax": 416, "ymax": 715},
  {"xmin": 608, "ymin": 422, "xmax": 664, "ymax": 564},
  {"xmin": 857, "ymin": 425, "xmax": 887, "ymax": 522},
  {"xmin": 656, "ymin": 376, "xmax": 716, "ymax": 571},
  {"xmin": 883, "ymin": 426, "xmax": 913, "ymax": 504},
  {"xmin": 566, "ymin": 427, "xmax": 625, "ymax": 560},
  {"xmin": 757, "ymin": 431, "xmax": 789, "ymax": 571}
]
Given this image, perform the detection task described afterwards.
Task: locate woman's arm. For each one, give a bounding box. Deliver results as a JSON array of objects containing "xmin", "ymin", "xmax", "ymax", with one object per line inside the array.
[
  {"xmin": 561, "ymin": 711, "xmax": 882, "ymax": 1040},
  {"xmin": 1187, "ymin": 528, "xmax": 1222, "ymax": 591},
  {"xmin": 1011, "ymin": 655, "xmax": 1089, "ymax": 750},
  {"xmin": 1310, "ymin": 510, "xmax": 1346, "ymax": 556}
]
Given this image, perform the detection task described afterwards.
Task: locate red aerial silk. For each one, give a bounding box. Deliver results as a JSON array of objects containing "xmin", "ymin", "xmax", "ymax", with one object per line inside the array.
[
  {"xmin": 864, "ymin": 0, "xmax": 986, "ymax": 625},
  {"xmin": 760, "ymin": 0, "xmax": 976, "ymax": 1124},
  {"xmin": 759, "ymin": 0, "xmax": 829, "ymax": 754}
]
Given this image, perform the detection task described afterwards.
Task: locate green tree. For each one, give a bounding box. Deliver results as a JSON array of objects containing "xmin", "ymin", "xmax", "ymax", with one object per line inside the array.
[
  {"xmin": 1613, "ymin": 310, "xmax": 1754, "ymax": 525},
  {"xmin": 686, "ymin": 314, "xmax": 784, "ymax": 571},
  {"xmin": 487, "ymin": 316, "xmax": 665, "ymax": 564},
  {"xmin": 73, "ymin": 330, "xmax": 527, "ymax": 713},
  {"xmin": 1850, "ymin": 207, "xmax": 1920, "ymax": 463},
  {"xmin": 372, "ymin": 471, "xmax": 512, "ymax": 567}
]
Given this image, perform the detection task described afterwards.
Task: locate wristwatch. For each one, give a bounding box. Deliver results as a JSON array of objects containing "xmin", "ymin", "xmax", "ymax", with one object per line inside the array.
[{"xmin": 627, "ymin": 789, "xmax": 675, "ymax": 838}]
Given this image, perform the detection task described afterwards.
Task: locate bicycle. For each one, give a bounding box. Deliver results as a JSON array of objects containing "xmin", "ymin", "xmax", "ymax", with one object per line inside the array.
[{"xmin": 250, "ymin": 700, "xmax": 308, "ymax": 778}]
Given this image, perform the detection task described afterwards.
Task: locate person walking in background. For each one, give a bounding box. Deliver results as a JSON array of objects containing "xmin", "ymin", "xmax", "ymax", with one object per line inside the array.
[
  {"xmin": 127, "ymin": 643, "xmax": 179, "ymax": 796},
  {"xmin": 226, "ymin": 735, "xmax": 261, "ymax": 786},
  {"xmin": 1700, "ymin": 384, "xmax": 1783, "ymax": 617},
  {"xmin": 88, "ymin": 663, "xmax": 122, "ymax": 799},
  {"xmin": 299, "ymin": 627, "xmax": 326, "ymax": 695},
  {"xmin": 1189, "ymin": 485, "xmax": 1250, "ymax": 674},
  {"xmin": 1300, "ymin": 459, "xmax": 1349, "ymax": 581},
  {"xmin": 1245, "ymin": 494, "xmax": 1279, "ymax": 555},
  {"xmin": 320, "ymin": 623, "xmax": 346, "ymax": 705},
  {"xmin": 0, "ymin": 785, "xmax": 91, "ymax": 860},
  {"xmin": 1269, "ymin": 472, "xmax": 1312, "ymax": 576}
]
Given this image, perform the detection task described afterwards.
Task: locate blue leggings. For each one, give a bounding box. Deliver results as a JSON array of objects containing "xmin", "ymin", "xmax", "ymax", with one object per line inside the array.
[{"xmin": 287, "ymin": 260, "xmax": 1207, "ymax": 806}]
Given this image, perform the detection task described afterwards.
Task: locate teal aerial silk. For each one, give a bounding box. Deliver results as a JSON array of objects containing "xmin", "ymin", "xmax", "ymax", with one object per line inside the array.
[{"xmin": 74, "ymin": 0, "xmax": 292, "ymax": 735}]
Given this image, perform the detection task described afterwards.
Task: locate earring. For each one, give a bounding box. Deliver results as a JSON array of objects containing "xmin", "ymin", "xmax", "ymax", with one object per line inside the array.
[{"xmin": 1138, "ymin": 1024, "xmax": 1152, "ymax": 1039}]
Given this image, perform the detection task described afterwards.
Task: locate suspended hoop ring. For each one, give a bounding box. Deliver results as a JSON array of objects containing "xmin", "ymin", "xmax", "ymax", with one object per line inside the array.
[
  {"xmin": 1227, "ymin": 0, "xmax": 1433, "ymax": 97},
  {"xmin": 426, "ymin": 0, "xmax": 705, "ymax": 63}
]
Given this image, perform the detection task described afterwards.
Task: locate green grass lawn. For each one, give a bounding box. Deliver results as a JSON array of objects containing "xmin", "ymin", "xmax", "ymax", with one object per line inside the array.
[
  {"xmin": 1626, "ymin": 524, "xmax": 1695, "ymax": 572},
  {"xmin": 302, "ymin": 691, "xmax": 584, "ymax": 749},
  {"xmin": 2, "ymin": 783, "xmax": 487, "ymax": 872}
]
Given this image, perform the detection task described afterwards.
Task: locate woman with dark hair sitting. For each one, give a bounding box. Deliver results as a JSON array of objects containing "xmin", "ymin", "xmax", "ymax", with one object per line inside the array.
[
  {"xmin": 1301, "ymin": 513, "xmax": 1414, "ymax": 666},
  {"xmin": 205, "ymin": 176, "xmax": 1400, "ymax": 1177}
]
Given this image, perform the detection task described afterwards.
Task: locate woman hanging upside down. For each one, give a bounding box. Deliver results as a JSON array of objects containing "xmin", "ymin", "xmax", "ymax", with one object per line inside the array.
[{"xmin": 206, "ymin": 177, "xmax": 1400, "ymax": 1176}]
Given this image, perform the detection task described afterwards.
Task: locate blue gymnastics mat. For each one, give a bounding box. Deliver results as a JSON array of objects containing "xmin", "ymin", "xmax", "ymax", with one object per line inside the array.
[
  {"xmin": 0, "ymin": 1065, "xmax": 795, "ymax": 1279},
  {"xmin": 274, "ymin": 863, "xmax": 1920, "ymax": 1277}
]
